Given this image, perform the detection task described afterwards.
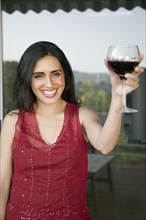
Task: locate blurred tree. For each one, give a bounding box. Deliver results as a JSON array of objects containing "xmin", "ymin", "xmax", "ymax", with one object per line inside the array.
[
  {"xmin": 3, "ymin": 61, "xmax": 18, "ymax": 114},
  {"xmin": 76, "ymin": 81, "xmax": 111, "ymax": 112}
]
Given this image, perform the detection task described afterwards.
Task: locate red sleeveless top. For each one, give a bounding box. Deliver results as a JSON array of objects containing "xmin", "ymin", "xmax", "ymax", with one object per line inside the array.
[{"xmin": 6, "ymin": 103, "xmax": 93, "ymax": 220}]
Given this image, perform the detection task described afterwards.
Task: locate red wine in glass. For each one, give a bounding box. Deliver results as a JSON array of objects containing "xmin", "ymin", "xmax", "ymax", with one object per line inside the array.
[
  {"xmin": 107, "ymin": 61, "xmax": 140, "ymax": 79},
  {"xmin": 107, "ymin": 45, "xmax": 140, "ymax": 113}
]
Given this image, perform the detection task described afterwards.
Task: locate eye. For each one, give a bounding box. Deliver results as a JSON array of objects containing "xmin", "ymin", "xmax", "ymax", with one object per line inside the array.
[
  {"xmin": 33, "ymin": 73, "xmax": 44, "ymax": 79},
  {"xmin": 51, "ymin": 71, "xmax": 62, "ymax": 78}
]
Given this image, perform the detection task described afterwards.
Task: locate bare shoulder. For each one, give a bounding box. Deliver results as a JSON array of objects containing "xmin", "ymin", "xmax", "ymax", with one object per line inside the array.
[
  {"xmin": 79, "ymin": 106, "xmax": 100, "ymax": 124},
  {"xmin": 1, "ymin": 110, "xmax": 19, "ymax": 135},
  {"xmin": 3, "ymin": 109, "xmax": 19, "ymax": 124}
]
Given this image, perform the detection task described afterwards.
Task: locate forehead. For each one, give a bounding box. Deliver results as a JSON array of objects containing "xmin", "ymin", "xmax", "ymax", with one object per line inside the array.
[{"xmin": 33, "ymin": 55, "xmax": 62, "ymax": 72}]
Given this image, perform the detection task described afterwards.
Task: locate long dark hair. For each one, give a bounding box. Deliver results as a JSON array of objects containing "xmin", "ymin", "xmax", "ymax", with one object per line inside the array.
[{"xmin": 9, "ymin": 41, "xmax": 81, "ymax": 112}]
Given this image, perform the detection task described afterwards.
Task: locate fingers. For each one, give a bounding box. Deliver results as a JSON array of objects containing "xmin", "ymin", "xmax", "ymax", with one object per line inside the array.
[
  {"xmin": 104, "ymin": 59, "xmax": 114, "ymax": 72},
  {"xmin": 125, "ymin": 77, "xmax": 139, "ymax": 89},
  {"xmin": 125, "ymin": 66, "xmax": 144, "ymax": 79},
  {"xmin": 124, "ymin": 66, "xmax": 143, "ymax": 88},
  {"xmin": 125, "ymin": 72, "xmax": 140, "ymax": 89},
  {"xmin": 104, "ymin": 59, "xmax": 111, "ymax": 70},
  {"xmin": 134, "ymin": 54, "xmax": 144, "ymax": 75},
  {"xmin": 125, "ymin": 72, "xmax": 140, "ymax": 80},
  {"xmin": 139, "ymin": 54, "xmax": 144, "ymax": 62},
  {"xmin": 104, "ymin": 59, "xmax": 119, "ymax": 78},
  {"xmin": 134, "ymin": 66, "xmax": 144, "ymax": 75}
]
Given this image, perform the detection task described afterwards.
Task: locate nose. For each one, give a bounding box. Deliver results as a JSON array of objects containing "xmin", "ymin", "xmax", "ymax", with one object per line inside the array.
[{"xmin": 44, "ymin": 76, "xmax": 53, "ymax": 87}]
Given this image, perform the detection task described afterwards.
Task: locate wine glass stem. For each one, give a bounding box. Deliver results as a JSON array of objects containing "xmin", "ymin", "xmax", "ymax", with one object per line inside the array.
[{"xmin": 122, "ymin": 80, "xmax": 127, "ymax": 110}]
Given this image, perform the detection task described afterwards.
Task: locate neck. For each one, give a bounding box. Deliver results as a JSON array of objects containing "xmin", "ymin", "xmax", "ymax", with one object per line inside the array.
[{"xmin": 34, "ymin": 100, "xmax": 67, "ymax": 115}]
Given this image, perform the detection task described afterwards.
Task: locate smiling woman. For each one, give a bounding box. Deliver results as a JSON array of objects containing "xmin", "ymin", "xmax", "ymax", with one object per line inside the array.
[
  {"xmin": 0, "ymin": 2, "xmax": 146, "ymax": 220},
  {"xmin": 0, "ymin": 40, "xmax": 144, "ymax": 220},
  {"xmin": 31, "ymin": 55, "xmax": 65, "ymax": 105},
  {"xmin": 9, "ymin": 41, "xmax": 79, "ymax": 112},
  {"xmin": 1, "ymin": 6, "xmax": 145, "ymax": 143}
]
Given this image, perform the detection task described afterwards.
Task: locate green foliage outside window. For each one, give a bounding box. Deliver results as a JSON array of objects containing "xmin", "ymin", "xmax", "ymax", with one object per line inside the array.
[
  {"xmin": 76, "ymin": 81, "xmax": 111, "ymax": 112},
  {"xmin": 3, "ymin": 61, "xmax": 17, "ymax": 114}
]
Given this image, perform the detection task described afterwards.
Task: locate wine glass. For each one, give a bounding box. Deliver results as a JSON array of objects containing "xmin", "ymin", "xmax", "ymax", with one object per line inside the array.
[{"xmin": 107, "ymin": 44, "xmax": 140, "ymax": 113}]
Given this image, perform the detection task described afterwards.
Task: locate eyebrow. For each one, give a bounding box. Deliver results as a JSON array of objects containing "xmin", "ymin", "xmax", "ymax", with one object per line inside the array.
[
  {"xmin": 32, "ymin": 69, "xmax": 63, "ymax": 75},
  {"xmin": 51, "ymin": 69, "xmax": 63, "ymax": 73},
  {"xmin": 32, "ymin": 71, "xmax": 44, "ymax": 76}
]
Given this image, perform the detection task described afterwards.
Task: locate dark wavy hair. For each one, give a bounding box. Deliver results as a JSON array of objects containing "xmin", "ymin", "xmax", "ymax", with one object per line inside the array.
[{"xmin": 9, "ymin": 41, "xmax": 81, "ymax": 112}]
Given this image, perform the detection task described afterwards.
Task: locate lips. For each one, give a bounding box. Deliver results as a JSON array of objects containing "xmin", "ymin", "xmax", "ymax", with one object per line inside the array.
[{"xmin": 42, "ymin": 89, "xmax": 57, "ymax": 97}]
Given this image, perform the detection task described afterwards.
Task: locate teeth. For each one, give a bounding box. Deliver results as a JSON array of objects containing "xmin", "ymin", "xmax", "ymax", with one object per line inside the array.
[{"xmin": 43, "ymin": 89, "xmax": 56, "ymax": 96}]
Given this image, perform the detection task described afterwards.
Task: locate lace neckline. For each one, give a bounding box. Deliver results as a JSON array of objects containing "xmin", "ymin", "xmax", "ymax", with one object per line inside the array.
[{"xmin": 31, "ymin": 103, "xmax": 69, "ymax": 148}]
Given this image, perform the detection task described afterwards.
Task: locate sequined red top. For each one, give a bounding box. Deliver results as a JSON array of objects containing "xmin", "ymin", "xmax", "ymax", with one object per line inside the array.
[{"xmin": 6, "ymin": 103, "xmax": 93, "ymax": 220}]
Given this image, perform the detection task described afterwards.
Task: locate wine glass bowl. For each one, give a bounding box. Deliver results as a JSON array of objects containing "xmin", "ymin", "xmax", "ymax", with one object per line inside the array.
[{"xmin": 107, "ymin": 45, "xmax": 140, "ymax": 113}]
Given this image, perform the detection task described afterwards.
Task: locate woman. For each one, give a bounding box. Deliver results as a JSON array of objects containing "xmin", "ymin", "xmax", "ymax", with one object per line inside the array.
[{"xmin": 0, "ymin": 41, "xmax": 144, "ymax": 220}]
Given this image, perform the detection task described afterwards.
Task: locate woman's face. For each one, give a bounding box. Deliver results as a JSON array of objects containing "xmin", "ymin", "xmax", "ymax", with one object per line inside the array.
[{"xmin": 31, "ymin": 55, "xmax": 65, "ymax": 106}]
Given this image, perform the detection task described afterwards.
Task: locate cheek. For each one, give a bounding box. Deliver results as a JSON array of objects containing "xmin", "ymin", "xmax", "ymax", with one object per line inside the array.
[
  {"xmin": 61, "ymin": 79, "xmax": 66, "ymax": 90},
  {"xmin": 61, "ymin": 78, "xmax": 65, "ymax": 86},
  {"xmin": 61, "ymin": 75, "xmax": 65, "ymax": 84},
  {"xmin": 56, "ymin": 76, "xmax": 65, "ymax": 87},
  {"xmin": 31, "ymin": 80, "xmax": 42, "ymax": 90}
]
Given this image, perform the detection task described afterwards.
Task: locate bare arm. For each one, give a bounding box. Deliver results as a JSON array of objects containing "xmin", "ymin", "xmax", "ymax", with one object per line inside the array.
[
  {"xmin": 80, "ymin": 97, "xmax": 122, "ymax": 154},
  {"xmin": 80, "ymin": 59, "xmax": 144, "ymax": 154},
  {"xmin": 0, "ymin": 113, "xmax": 18, "ymax": 219}
]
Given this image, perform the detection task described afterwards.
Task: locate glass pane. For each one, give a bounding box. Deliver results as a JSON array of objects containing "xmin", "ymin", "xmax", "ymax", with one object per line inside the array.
[
  {"xmin": 2, "ymin": 7, "xmax": 146, "ymax": 146},
  {"xmin": 1, "ymin": 6, "xmax": 146, "ymax": 220}
]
